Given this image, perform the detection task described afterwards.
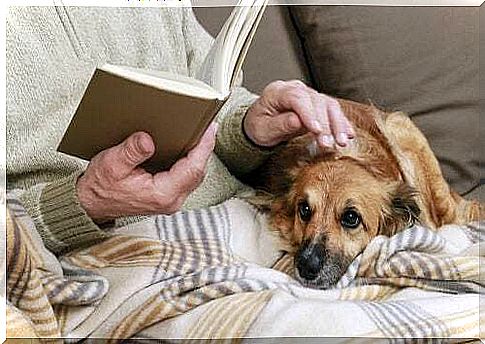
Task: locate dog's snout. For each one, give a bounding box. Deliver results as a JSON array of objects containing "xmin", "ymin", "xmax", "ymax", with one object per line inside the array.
[{"xmin": 295, "ymin": 242, "xmax": 325, "ymax": 281}]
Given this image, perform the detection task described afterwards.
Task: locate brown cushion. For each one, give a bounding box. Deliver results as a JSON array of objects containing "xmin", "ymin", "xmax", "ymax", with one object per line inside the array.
[{"xmin": 290, "ymin": 6, "xmax": 481, "ymax": 196}]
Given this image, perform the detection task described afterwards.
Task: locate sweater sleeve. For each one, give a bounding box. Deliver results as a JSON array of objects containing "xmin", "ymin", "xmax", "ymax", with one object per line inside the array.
[
  {"xmin": 181, "ymin": 8, "xmax": 273, "ymax": 176},
  {"xmin": 16, "ymin": 170, "xmax": 112, "ymax": 256}
]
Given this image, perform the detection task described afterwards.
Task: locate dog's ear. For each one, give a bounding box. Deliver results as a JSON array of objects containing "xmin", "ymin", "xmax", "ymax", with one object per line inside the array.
[
  {"xmin": 270, "ymin": 192, "xmax": 297, "ymax": 245},
  {"xmin": 379, "ymin": 182, "xmax": 421, "ymax": 237}
]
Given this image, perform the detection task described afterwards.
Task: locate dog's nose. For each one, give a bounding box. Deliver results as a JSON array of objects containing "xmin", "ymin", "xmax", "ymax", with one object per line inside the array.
[{"xmin": 295, "ymin": 243, "xmax": 325, "ymax": 281}]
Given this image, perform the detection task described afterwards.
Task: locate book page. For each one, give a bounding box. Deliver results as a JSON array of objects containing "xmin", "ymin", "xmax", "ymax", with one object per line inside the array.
[
  {"xmin": 195, "ymin": 0, "xmax": 268, "ymax": 96},
  {"xmin": 101, "ymin": 64, "xmax": 223, "ymax": 100},
  {"xmin": 227, "ymin": 1, "xmax": 267, "ymax": 91}
]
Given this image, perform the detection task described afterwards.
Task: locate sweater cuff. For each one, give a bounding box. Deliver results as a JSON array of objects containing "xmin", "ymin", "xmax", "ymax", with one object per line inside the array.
[
  {"xmin": 216, "ymin": 105, "xmax": 273, "ymax": 175},
  {"xmin": 20, "ymin": 170, "xmax": 111, "ymax": 255}
]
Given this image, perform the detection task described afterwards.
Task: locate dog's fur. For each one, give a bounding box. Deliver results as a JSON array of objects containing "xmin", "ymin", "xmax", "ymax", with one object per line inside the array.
[{"xmin": 247, "ymin": 99, "xmax": 483, "ymax": 289}]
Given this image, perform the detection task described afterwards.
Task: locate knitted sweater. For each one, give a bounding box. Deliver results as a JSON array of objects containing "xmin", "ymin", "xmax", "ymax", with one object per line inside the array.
[{"xmin": 6, "ymin": 5, "xmax": 271, "ymax": 255}]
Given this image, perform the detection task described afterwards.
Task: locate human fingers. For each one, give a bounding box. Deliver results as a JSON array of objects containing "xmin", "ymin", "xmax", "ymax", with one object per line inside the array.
[
  {"xmin": 156, "ymin": 122, "xmax": 218, "ymax": 203},
  {"xmin": 268, "ymin": 80, "xmax": 323, "ymax": 135},
  {"xmin": 95, "ymin": 131, "xmax": 155, "ymax": 180}
]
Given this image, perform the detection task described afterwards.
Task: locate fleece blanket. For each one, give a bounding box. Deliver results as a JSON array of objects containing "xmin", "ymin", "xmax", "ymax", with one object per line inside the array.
[{"xmin": 4, "ymin": 195, "xmax": 484, "ymax": 342}]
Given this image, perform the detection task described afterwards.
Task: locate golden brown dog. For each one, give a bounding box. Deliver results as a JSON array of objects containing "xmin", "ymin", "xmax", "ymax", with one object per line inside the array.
[{"xmin": 249, "ymin": 99, "xmax": 483, "ymax": 289}]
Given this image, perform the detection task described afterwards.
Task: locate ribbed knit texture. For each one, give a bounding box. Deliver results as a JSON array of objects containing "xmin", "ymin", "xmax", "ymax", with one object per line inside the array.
[
  {"xmin": 7, "ymin": 5, "xmax": 270, "ymax": 255},
  {"xmin": 18, "ymin": 171, "xmax": 111, "ymax": 255}
]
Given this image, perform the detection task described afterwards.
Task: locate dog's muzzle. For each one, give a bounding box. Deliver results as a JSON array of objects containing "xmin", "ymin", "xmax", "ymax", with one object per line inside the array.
[
  {"xmin": 294, "ymin": 239, "xmax": 350, "ymax": 289},
  {"xmin": 295, "ymin": 241, "xmax": 326, "ymax": 281}
]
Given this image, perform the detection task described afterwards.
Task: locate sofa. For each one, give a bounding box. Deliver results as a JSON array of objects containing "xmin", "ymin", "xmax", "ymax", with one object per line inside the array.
[{"xmin": 194, "ymin": 5, "xmax": 483, "ymax": 201}]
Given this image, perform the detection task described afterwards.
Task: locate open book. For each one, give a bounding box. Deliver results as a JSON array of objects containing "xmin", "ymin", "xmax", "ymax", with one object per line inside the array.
[{"xmin": 57, "ymin": 0, "xmax": 268, "ymax": 172}]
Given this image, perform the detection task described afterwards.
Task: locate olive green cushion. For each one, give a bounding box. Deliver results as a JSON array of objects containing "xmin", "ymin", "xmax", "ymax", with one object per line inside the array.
[{"xmin": 290, "ymin": 6, "xmax": 481, "ymax": 196}]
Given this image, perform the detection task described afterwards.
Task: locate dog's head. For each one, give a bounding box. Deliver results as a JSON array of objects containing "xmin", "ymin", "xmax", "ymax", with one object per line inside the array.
[{"xmin": 270, "ymin": 152, "xmax": 420, "ymax": 289}]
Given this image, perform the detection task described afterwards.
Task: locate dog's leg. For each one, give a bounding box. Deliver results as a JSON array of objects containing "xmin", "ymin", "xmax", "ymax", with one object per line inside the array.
[
  {"xmin": 381, "ymin": 112, "xmax": 483, "ymax": 226},
  {"xmin": 452, "ymin": 190, "xmax": 484, "ymax": 222}
]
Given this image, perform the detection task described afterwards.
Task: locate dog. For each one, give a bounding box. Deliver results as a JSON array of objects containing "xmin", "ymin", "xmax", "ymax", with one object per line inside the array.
[{"xmin": 247, "ymin": 99, "xmax": 483, "ymax": 289}]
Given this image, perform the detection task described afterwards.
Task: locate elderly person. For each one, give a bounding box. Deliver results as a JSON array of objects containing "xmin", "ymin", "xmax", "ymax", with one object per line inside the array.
[{"xmin": 7, "ymin": 5, "xmax": 353, "ymax": 256}]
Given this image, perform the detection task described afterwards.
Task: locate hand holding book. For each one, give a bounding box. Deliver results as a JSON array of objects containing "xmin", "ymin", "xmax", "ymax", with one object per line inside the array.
[{"xmin": 76, "ymin": 123, "xmax": 218, "ymax": 222}]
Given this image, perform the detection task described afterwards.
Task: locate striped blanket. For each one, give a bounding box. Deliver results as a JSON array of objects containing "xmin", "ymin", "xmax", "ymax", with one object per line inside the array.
[{"xmin": 4, "ymin": 196, "xmax": 484, "ymax": 341}]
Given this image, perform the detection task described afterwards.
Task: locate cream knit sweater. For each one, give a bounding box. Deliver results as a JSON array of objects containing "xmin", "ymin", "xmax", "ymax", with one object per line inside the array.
[{"xmin": 7, "ymin": 5, "xmax": 270, "ymax": 255}]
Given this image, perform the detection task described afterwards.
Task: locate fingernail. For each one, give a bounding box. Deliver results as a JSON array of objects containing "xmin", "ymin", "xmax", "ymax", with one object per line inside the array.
[
  {"xmin": 306, "ymin": 139, "xmax": 318, "ymax": 157},
  {"xmin": 311, "ymin": 120, "xmax": 323, "ymax": 133},
  {"xmin": 211, "ymin": 122, "xmax": 219, "ymax": 135},
  {"xmin": 337, "ymin": 133, "xmax": 348, "ymax": 147},
  {"xmin": 319, "ymin": 135, "xmax": 334, "ymax": 148},
  {"xmin": 347, "ymin": 127, "xmax": 356, "ymax": 139},
  {"xmin": 136, "ymin": 133, "xmax": 154, "ymax": 155},
  {"xmin": 288, "ymin": 114, "xmax": 301, "ymax": 131},
  {"xmin": 204, "ymin": 122, "xmax": 218, "ymax": 139}
]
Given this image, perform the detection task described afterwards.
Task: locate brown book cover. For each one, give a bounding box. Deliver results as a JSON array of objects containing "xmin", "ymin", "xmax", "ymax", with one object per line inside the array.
[{"xmin": 57, "ymin": 69, "xmax": 226, "ymax": 173}]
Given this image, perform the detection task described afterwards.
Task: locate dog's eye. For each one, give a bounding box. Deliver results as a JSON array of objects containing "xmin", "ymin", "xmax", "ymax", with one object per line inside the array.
[
  {"xmin": 340, "ymin": 209, "xmax": 361, "ymax": 229},
  {"xmin": 298, "ymin": 201, "xmax": 312, "ymax": 223}
]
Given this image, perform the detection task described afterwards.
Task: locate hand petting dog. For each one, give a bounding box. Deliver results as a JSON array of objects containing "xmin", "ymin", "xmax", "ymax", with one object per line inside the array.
[{"xmin": 244, "ymin": 80, "xmax": 355, "ymax": 148}]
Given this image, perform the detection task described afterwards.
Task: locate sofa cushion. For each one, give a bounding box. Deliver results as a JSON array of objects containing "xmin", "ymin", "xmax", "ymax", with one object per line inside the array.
[
  {"xmin": 193, "ymin": 6, "xmax": 310, "ymax": 94},
  {"xmin": 290, "ymin": 6, "xmax": 481, "ymax": 196}
]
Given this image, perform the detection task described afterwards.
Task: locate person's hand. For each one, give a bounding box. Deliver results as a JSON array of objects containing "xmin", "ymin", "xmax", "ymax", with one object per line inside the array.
[
  {"xmin": 76, "ymin": 123, "xmax": 218, "ymax": 222},
  {"xmin": 244, "ymin": 80, "xmax": 354, "ymax": 148}
]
